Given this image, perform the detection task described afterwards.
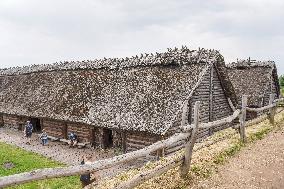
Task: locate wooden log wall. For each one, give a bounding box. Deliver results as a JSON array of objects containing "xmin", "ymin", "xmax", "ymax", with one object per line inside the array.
[
  {"xmin": 125, "ymin": 131, "xmax": 160, "ymax": 153},
  {"xmin": 191, "ymin": 67, "xmax": 210, "ymax": 141},
  {"xmin": 0, "ymin": 114, "xmax": 3, "ymax": 127},
  {"xmin": 112, "ymin": 130, "xmax": 124, "ymax": 149},
  {"xmin": 18, "ymin": 116, "xmax": 27, "ymax": 131},
  {"xmin": 67, "ymin": 122, "xmax": 92, "ymax": 143},
  {"xmin": 166, "ymin": 65, "xmax": 236, "ymax": 155},
  {"xmin": 42, "ymin": 119, "xmax": 67, "ymax": 139},
  {"xmin": 211, "ymin": 66, "xmax": 233, "ymax": 132},
  {"xmin": 3, "ymin": 114, "xmax": 21, "ymax": 130},
  {"xmin": 166, "ymin": 68, "xmax": 211, "ymax": 155},
  {"xmin": 91, "ymin": 127, "xmax": 101, "ymax": 146}
]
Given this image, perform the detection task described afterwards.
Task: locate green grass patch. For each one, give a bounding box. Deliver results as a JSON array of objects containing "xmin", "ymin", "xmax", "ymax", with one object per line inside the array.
[
  {"xmin": 212, "ymin": 125, "xmax": 273, "ymax": 167},
  {"xmin": 248, "ymin": 127, "xmax": 272, "ymax": 142},
  {"xmin": 213, "ymin": 141, "xmax": 244, "ymax": 165},
  {"xmin": 190, "ymin": 165, "xmax": 212, "ymax": 179},
  {"xmin": 0, "ymin": 142, "xmax": 81, "ymax": 189}
]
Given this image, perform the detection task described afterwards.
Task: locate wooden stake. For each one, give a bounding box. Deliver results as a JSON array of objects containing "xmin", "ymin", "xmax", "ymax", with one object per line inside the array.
[
  {"xmin": 269, "ymin": 94, "xmax": 276, "ymax": 125},
  {"xmin": 239, "ymin": 95, "xmax": 247, "ymax": 143},
  {"xmin": 180, "ymin": 100, "xmax": 189, "ymax": 127},
  {"xmin": 180, "ymin": 101, "xmax": 200, "ymax": 178}
]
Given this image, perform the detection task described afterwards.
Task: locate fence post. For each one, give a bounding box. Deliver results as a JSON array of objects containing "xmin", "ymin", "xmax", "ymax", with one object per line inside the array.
[
  {"xmin": 239, "ymin": 95, "xmax": 247, "ymax": 143},
  {"xmin": 180, "ymin": 101, "xmax": 200, "ymax": 178},
  {"xmin": 180, "ymin": 100, "xmax": 189, "ymax": 127},
  {"xmin": 269, "ymin": 94, "xmax": 276, "ymax": 125}
]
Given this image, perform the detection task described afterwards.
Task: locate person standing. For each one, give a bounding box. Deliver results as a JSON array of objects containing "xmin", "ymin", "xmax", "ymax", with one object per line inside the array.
[
  {"xmin": 39, "ymin": 129, "xmax": 48, "ymax": 146},
  {"xmin": 24, "ymin": 120, "xmax": 33, "ymax": 144}
]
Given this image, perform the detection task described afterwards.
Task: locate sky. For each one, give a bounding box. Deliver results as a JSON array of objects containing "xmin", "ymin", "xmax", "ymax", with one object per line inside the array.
[{"xmin": 0, "ymin": 0, "xmax": 283, "ymax": 75}]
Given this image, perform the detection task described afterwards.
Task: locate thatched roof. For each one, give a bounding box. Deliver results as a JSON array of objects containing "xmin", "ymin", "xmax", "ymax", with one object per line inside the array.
[
  {"xmin": 0, "ymin": 47, "xmax": 236, "ymax": 135},
  {"xmin": 226, "ymin": 59, "xmax": 280, "ymax": 107}
]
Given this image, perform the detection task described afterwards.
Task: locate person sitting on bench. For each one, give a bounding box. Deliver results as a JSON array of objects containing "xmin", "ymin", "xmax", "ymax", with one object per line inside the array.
[{"xmin": 68, "ymin": 132, "xmax": 78, "ymax": 147}]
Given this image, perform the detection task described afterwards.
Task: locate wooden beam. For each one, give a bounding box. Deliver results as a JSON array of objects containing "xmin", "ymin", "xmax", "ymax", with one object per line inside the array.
[
  {"xmin": 269, "ymin": 94, "xmax": 276, "ymax": 125},
  {"xmin": 228, "ymin": 98, "xmax": 236, "ymax": 111},
  {"xmin": 209, "ymin": 66, "xmax": 214, "ymax": 135},
  {"xmin": 181, "ymin": 109, "xmax": 241, "ymax": 131},
  {"xmin": 180, "ymin": 101, "xmax": 200, "ymax": 178},
  {"xmin": 114, "ymin": 156, "xmax": 183, "ymax": 189},
  {"xmin": 246, "ymin": 103, "xmax": 276, "ymax": 112},
  {"xmin": 180, "ymin": 100, "xmax": 189, "ymax": 127},
  {"xmin": 239, "ymin": 95, "xmax": 247, "ymax": 143}
]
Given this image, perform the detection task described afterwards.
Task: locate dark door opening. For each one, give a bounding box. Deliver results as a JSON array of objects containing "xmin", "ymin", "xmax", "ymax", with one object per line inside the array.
[
  {"xmin": 31, "ymin": 118, "xmax": 41, "ymax": 133},
  {"xmin": 103, "ymin": 128, "xmax": 113, "ymax": 148}
]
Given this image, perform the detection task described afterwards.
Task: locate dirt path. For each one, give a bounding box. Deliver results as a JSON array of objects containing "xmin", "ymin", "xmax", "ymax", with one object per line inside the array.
[{"xmin": 195, "ymin": 128, "xmax": 284, "ymax": 189}]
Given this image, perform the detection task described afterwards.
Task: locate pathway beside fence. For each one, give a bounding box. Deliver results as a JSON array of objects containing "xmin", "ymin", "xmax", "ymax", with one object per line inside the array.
[{"xmin": 196, "ymin": 127, "xmax": 284, "ymax": 189}]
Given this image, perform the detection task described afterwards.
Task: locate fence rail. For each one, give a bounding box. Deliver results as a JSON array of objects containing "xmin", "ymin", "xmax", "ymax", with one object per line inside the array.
[
  {"xmin": 182, "ymin": 109, "xmax": 241, "ymax": 132},
  {"xmin": 0, "ymin": 95, "xmax": 282, "ymax": 188}
]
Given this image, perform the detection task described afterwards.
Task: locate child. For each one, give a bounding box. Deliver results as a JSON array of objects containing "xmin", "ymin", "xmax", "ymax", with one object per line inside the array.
[
  {"xmin": 39, "ymin": 129, "xmax": 48, "ymax": 146},
  {"xmin": 24, "ymin": 121, "xmax": 33, "ymax": 144}
]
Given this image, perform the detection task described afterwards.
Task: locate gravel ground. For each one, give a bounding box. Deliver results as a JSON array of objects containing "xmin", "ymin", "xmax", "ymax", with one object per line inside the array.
[
  {"xmin": 0, "ymin": 127, "xmax": 113, "ymax": 165},
  {"xmin": 0, "ymin": 127, "xmax": 143, "ymax": 178},
  {"xmin": 196, "ymin": 128, "xmax": 284, "ymax": 189}
]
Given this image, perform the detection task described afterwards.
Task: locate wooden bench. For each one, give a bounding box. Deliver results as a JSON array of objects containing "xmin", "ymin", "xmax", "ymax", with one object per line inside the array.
[{"xmin": 47, "ymin": 136, "xmax": 90, "ymax": 148}]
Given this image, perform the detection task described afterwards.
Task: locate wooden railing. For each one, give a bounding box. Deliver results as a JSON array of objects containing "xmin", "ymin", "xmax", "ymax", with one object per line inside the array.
[{"xmin": 0, "ymin": 94, "xmax": 282, "ymax": 188}]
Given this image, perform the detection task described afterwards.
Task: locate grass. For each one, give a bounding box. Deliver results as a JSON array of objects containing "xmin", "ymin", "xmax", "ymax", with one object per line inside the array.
[
  {"xmin": 211, "ymin": 126, "xmax": 272, "ymax": 166},
  {"xmin": 0, "ymin": 142, "xmax": 81, "ymax": 189}
]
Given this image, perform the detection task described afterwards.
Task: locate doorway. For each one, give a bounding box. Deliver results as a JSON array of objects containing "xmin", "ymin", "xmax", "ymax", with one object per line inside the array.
[
  {"xmin": 103, "ymin": 128, "xmax": 113, "ymax": 148},
  {"xmin": 31, "ymin": 118, "xmax": 41, "ymax": 133}
]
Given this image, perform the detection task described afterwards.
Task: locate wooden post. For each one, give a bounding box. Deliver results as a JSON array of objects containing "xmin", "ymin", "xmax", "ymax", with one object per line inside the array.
[
  {"xmin": 209, "ymin": 66, "xmax": 214, "ymax": 135},
  {"xmin": 180, "ymin": 100, "xmax": 189, "ymax": 127},
  {"xmin": 156, "ymin": 136, "xmax": 165, "ymax": 160},
  {"xmin": 0, "ymin": 114, "xmax": 4, "ymax": 127},
  {"xmin": 239, "ymin": 95, "xmax": 247, "ymax": 143},
  {"xmin": 180, "ymin": 101, "xmax": 200, "ymax": 178},
  {"xmin": 63, "ymin": 123, "xmax": 68, "ymax": 139},
  {"xmin": 269, "ymin": 94, "xmax": 276, "ymax": 125},
  {"xmin": 122, "ymin": 132, "xmax": 127, "ymax": 153}
]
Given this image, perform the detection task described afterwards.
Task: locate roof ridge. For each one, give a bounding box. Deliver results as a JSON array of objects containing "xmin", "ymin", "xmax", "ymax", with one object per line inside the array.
[
  {"xmin": 226, "ymin": 59, "xmax": 275, "ymax": 69},
  {"xmin": 0, "ymin": 46, "xmax": 220, "ymax": 76}
]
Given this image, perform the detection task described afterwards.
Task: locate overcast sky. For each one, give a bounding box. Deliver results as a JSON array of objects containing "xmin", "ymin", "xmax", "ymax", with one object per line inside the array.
[{"xmin": 0, "ymin": 0, "xmax": 283, "ymax": 75}]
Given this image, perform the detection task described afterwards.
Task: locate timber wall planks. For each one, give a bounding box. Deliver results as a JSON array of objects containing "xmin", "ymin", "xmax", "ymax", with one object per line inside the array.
[
  {"xmin": 0, "ymin": 114, "xmax": 3, "ymax": 127},
  {"xmin": 211, "ymin": 66, "xmax": 233, "ymax": 132},
  {"xmin": 2, "ymin": 114, "xmax": 26, "ymax": 130},
  {"xmin": 42, "ymin": 119, "xmax": 66, "ymax": 139},
  {"xmin": 126, "ymin": 131, "xmax": 160, "ymax": 152},
  {"xmin": 67, "ymin": 123, "xmax": 92, "ymax": 143}
]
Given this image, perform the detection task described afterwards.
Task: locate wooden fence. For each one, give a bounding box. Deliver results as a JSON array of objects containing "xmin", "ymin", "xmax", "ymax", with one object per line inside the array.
[{"xmin": 0, "ymin": 94, "xmax": 282, "ymax": 188}]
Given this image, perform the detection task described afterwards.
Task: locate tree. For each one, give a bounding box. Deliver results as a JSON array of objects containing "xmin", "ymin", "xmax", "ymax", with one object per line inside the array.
[{"xmin": 280, "ymin": 75, "xmax": 284, "ymax": 88}]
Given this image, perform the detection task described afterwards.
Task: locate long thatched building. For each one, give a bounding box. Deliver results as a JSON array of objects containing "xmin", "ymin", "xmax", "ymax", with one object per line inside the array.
[
  {"xmin": 226, "ymin": 59, "xmax": 280, "ymax": 119},
  {"xmin": 0, "ymin": 47, "xmax": 238, "ymax": 153}
]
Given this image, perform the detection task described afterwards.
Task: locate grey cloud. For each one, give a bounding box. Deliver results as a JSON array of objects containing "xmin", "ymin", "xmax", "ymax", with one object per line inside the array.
[{"xmin": 0, "ymin": 0, "xmax": 283, "ymax": 75}]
